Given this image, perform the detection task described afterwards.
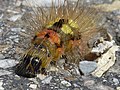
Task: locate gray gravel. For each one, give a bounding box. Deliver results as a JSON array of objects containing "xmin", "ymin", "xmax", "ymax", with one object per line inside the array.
[
  {"xmin": 79, "ymin": 61, "xmax": 97, "ymax": 75},
  {"xmin": 0, "ymin": 0, "xmax": 120, "ymax": 90}
]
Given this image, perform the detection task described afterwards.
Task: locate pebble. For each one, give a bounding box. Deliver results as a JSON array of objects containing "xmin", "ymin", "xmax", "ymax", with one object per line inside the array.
[
  {"xmin": 74, "ymin": 88, "xmax": 80, "ymax": 90},
  {"xmin": 0, "ymin": 54, "xmax": 5, "ymax": 59},
  {"xmin": 0, "ymin": 80, "xmax": 4, "ymax": 90},
  {"xmin": 113, "ymin": 10, "xmax": 120, "ymax": 16},
  {"xmin": 84, "ymin": 80, "xmax": 95, "ymax": 86},
  {"xmin": 9, "ymin": 35, "xmax": 19, "ymax": 39},
  {"xmin": 79, "ymin": 61, "xmax": 97, "ymax": 75},
  {"xmin": 0, "ymin": 29, "xmax": 3, "ymax": 37},
  {"xmin": 22, "ymin": 0, "xmax": 64, "ymax": 7},
  {"xmin": 0, "ymin": 13, "xmax": 3, "ymax": 19},
  {"xmin": 15, "ymin": 0, "xmax": 22, "ymax": 6},
  {"xmin": 41, "ymin": 76, "xmax": 52, "ymax": 84},
  {"xmin": 6, "ymin": 9, "xmax": 19, "ymax": 14},
  {"xmin": 57, "ymin": 59, "xmax": 65, "ymax": 68},
  {"xmin": 80, "ymin": 0, "xmax": 113, "ymax": 5},
  {"xmin": 0, "ymin": 59, "xmax": 18, "ymax": 69},
  {"xmin": 29, "ymin": 84, "xmax": 37, "ymax": 89},
  {"xmin": 0, "ymin": 70, "xmax": 12, "ymax": 76},
  {"xmin": 13, "ymin": 38, "xmax": 19, "ymax": 43},
  {"xmin": 8, "ymin": 14, "xmax": 22, "ymax": 22},
  {"xmin": 37, "ymin": 74, "xmax": 47, "ymax": 80},
  {"xmin": 117, "ymin": 87, "xmax": 120, "ymax": 90},
  {"xmin": 95, "ymin": 84, "xmax": 114, "ymax": 90},
  {"xmin": 118, "ymin": 24, "xmax": 120, "ymax": 30},
  {"xmin": 73, "ymin": 83, "xmax": 79, "ymax": 87},
  {"xmin": 11, "ymin": 28, "xmax": 22, "ymax": 33},
  {"xmin": 49, "ymin": 66, "xmax": 58, "ymax": 72},
  {"xmin": 61, "ymin": 80, "xmax": 71, "ymax": 87},
  {"xmin": 112, "ymin": 78, "xmax": 119, "ymax": 85}
]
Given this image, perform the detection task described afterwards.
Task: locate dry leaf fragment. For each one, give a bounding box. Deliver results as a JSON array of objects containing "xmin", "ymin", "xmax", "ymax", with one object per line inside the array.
[{"xmin": 92, "ymin": 45, "xmax": 119, "ymax": 77}]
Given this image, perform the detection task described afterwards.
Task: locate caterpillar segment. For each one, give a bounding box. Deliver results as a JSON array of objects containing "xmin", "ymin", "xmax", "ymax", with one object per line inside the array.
[{"xmin": 15, "ymin": 0, "xmax": 107, "ymax": 78}]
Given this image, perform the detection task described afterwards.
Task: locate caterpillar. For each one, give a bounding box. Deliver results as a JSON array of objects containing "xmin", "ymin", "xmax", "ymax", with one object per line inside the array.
[{"xmin": 15, "ymin": 0, "xmax": 109, "ymax": 78}]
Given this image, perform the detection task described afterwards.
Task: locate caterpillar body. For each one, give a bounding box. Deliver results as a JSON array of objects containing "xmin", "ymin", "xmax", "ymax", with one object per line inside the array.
[{"xmin": 15, "ymin": 0, "xmax": 109, "ymax": 78}]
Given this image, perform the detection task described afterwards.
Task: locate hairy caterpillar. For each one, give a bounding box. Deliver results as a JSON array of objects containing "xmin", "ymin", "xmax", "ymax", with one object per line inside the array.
[{"xmin": 15, "ymin": 0, "xmax": 109, "ymax": 78}]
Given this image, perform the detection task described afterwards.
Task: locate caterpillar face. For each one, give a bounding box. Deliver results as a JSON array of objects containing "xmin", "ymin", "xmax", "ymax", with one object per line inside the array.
[
  {"xmin": 15, "ymin": 0, "xmax": 108, "ymax": 78},
  {"xmin": 15, "ymin": 44, "xmax": 50, "ymax": 77},
  {"xmin": 15, "ymin": 55, "xmax": 41, "ymax": 78}
]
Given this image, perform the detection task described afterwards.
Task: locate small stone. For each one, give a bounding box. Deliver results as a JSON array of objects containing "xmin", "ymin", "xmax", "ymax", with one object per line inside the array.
[
  {"xmin": 95, "ymin": 84, "xmax": 114, "ymax": 90},
  {"xmin": 14, "ymin": 75, "xmax": 21, "ymax": 79},
  {"xmin": 16, "ymin": 0, "xmax": 22, "ymax": 6},
  {"xmin": 11, "ymin": 28, "xmax": 22, "ymax": 33},
  {"xmin": 113, "ymin": 10, "xmax": 120, "ymax": 16},
  {"xmin": 118, "ymin": 24, "xmax": 120, "ymax": 29},
  {"xmin": 0, "ymin": 29, "xmax": 3, "ymax": 37},
  {"xmin": 0, "ymin": 45, "xmax": 12, "ymax": 53},
  {"xmin": 22, "ymin": 0, "xmax": 64, "ymax": 7},
  {"xmin": 79, "ymin": 61, "xmax": 97, "ymax": 75},
  {"xmin": 57, "ymin": 59, "xmax": 65, "ymax": 68},
  {"xmin": 49, "ymin": 66, "xmax": 58, "ymax": 71},
  {"xmin": 103, "ymin": 79, "xmax": 107, "ymax": 83},
  {"xmin": 84, "ymin": 80, "xmax": 95, "ymax": 86},
  {"xmin": 0, "ymin": 59, "xmax": 18, "ymax": 69},
  {"xmin": 0, "ymin": 54, "xmax": 5, "ymax": 59},
  {"xmin": 29, "ymin": 84, "xmax": 37, "ymax": 89},
  {"xmin": 73, "ymin": 83, "xmax": 79, "ymax": 87},
  {"xmin": 0, "ymin": 13, "xmax": 3, "ymax": 19},
  {"xmin": 64, "ymin": 76, "xmax": 76, "ymax": 81},
  {"xmin": 0, "ymin": 80, "xmax": 4, "ymax": 90},
  {"xmin": 50, "ymin": 87, "xmax": 54, "ymax": 89},
  {"xmin": 7, "ymin": 9, "xmax": 19, "ymax": 14},
  {"xmin": 37, "ymin": 74, "xmax": 47, "ymax": 80},
  {"xmin": 103, "ymin": 0, "xmax": 113, "ymax": 4},
  {"xmin": 74, "ymin": 88, "xmax": 80, "ymax": 90},
  {"xmin": 9, "ymin": 35, "xmax": 19, "ymax": 39},
  {"xmin": 117, "ymin": 87, "xmax": 120, "ymax": 90},
  {"xmin": 14, "ymin": 38, "xmax": 19, "ymax": 43},
  {"xmin": 8, "ymin": 14, "xmax": 22, "ymax": 22},
  {"xmin": 113, "ymin": 78, "xmax": 119, "ymax": 85},
  {"xmin": 0, "ymin": 70, "xmax": 12, "ymax": 76},
  {"xmin": 54, "ymin": 86, "xmax": 59, "ymax": 89},
  {"xmin": 41, "ymin": 76, "xmax": 52, "ymax": 84},
  {"xmin": 61, "ymin": 80, "xmax": 71, "ymax": 87}
]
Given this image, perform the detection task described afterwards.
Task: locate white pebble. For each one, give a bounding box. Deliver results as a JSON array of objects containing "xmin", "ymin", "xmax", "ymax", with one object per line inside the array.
[
  {"xmin": 113, "ymin": 78, "xmax": 119, "ymax": 85},
  {"xmin": 61, "ymin": 80, "xmax": 71, "ymax": 87},
  {"xmin": 37, "ymin": 74, "xmax": 47, "ymax": 80},
  {"xmin": 0, "ymin": 80, "xmax": 4, "ymax": 90},
  {"xmin": 117, "ymin": 87, "xmax": 120, "ymax": 90},
  {"xmin": 0, "ymin": 70, "xmax": 12, "ymax": 76},
  {"xmin": 0, "ymin": 54, "xmax": 5, "ymax": 59},
  {"xmin": 41, "ymin": 76, "xmax": 52, "ymax": 84},
  {"xmin": 22, "ymin": 0, "xmax": 64, "ymax": 7},
  {"xmin": 84, "ymin": 80, "xmax": 95, "ymax": 86},
  {"xmin": 0, "ymin": 59, "xmax": 18, "ymax": 69},
  {"xmin": 8, "ymin": 14, "xmax": 22, "ymax": 22},
  {"xmin": 29, "ymin": 84, "xmax": 37, "ymax": 89}
]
